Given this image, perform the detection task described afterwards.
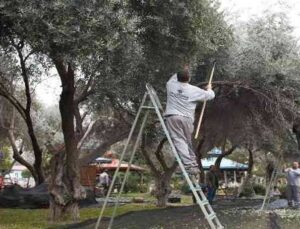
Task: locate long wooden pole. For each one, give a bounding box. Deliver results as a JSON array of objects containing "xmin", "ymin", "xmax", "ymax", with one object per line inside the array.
[{"xmin": 194, "ymin": 62, "xmax": 216, "ymax": 139}]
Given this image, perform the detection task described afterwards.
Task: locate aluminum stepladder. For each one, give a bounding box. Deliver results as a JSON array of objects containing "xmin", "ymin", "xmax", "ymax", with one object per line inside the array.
[
  {"xmin": 260, "ymin": 154, "xmax": 283, "ymax": 211},
  {"xmin": 95, "ymin": 84, "xmax": 223, "ymax": 229}
]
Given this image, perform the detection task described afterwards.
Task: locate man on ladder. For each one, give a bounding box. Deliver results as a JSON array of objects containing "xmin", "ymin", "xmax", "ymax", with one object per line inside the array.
[
  {"xmin": 165, "ymin": 66, "xmax": 215, "ymax": 175},
  {"xmin": 95, "ymin": 65, "xmax": 223, "ymax": 229}
]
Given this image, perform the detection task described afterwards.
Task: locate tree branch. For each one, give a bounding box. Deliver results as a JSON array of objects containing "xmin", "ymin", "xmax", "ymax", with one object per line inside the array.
[
  {"xmin": 215, "ymin": 144, "xmax": 238, "ymax": 169},
  {"xmin": 77, "ymin": 120, "xmax": 96, "ymax": 150},
  {"xmin": 9, "ymin": 37, "xmax": 32, "ymax": 114},
  {"xmin": 0, "ymin": 83, "xmax": 26, "ymax": 120},
  {"xmin": 141, "ymin": 134, "xmax": 160, "ymax": 176},
  {"xmin": 154, "ymin": 138, "xmax": 168, "ymax": 170},
  {"xmin": 7, "ymin": 107, "xmax": 37, "ymax": 181},
  {"xmin": 74, "ymin": 76, "xmax": 95, "ymax": 104},
  {"xmin": 79, "ymin": 129, "xmax": 129, "ymax": 166},
  {"xmin": 24, "ymin": 50, "xmax": 35, "ymax": 62}
]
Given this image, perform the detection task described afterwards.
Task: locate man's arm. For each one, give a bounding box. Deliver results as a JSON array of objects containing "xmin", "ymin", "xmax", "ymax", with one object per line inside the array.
[
  {"xmin": 284, "ymin": 168, "xmax": 291, "ymax": 173},
  {"xmin": 190, "ymin": 87, "xmax": 215, "ymax": 102},
  {"xmin": 292, "ymin": 169, "xmax": 300, "ymax": 176}
]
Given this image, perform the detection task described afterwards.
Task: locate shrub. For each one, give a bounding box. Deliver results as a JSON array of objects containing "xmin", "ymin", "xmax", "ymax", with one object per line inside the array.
[
  {"xmin": 180, "ymin": 183, "xmax": 191, "ymax": 194},
  {"xmin": 121, "ymin": 173, "xmax": 150, "ymax": 193},
  {"xmin": 172, "ymin": 176, "xmax": 183, "ymax": 190},
  {"xmin": 138, "ymin": 184, "xmax": 148, "ymax": 193},
  {"xmin": 278, "ymin": 185, "xmax": 287, "ymax": 198},
  {"xmin": 240, "ymin": 185, "xmax": 255, "ymax": 197},
  {"xmin": 253, "ymin": 184, "xmax": 266, "ymax": 195},
  {"xmin": 122, "ymin": 174, "xmax": 140, "ymax": 193}
]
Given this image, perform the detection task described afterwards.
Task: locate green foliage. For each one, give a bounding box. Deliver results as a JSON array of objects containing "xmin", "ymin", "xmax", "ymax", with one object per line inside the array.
[
  {"xmin": 199, "ymin": 11, "xmax": 300, "ymax": 156},
  {"xmin": 278, "ymin": 184, "xmax": 287, "ymax": 198},
  {"xmin": 21, "ymin": 169, "xmax": 31, "ymax": 179},
  {"xmin": 1, "ymin": 0, "xmax": 118, "ymax": 57},
  {"xmin": 180, "ymin": 182, "xmax": 191, "ymax": 195},
  {"xmin": 171, "ymin": 175, "xmax": 183, "ymax": 190},
  {"xmin": 240, "ymin": 185, "xmax": 255, "ymax": 197},
  {"xmin": 0, "ymin": 146, "xmax": 12, "ymax": 171},
  {"xmin": 224, "ymin": 12, "xmax": 300, "ymax": 102},
  {"xmin": 121, "ymin": 173, "xmax": 148, "ymax": 193},
  {"xmin": 90, "ymin": 0, "xmax": 232, "ymax": 111},
  {"xmin": 253, "ymin": 184, "xmax": 266, "ymax": 196}
]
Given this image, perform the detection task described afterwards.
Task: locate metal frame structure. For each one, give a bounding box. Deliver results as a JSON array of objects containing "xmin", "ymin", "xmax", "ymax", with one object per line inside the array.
[{"xmin": 95, "ymin": 84, "xmax": 223, "ymax": 229}]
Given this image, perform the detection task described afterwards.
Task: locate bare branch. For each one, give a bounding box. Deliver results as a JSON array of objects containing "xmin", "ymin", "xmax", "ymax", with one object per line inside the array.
[
  {"xmin": 7, "ymin": 107, "xmax": 37, "ymax": 181},
  {"xmin": 24, "ymin": 50, "xmax": 35, "ymax": 62},
  {"xmin": 154, "ymin": 138, "xmax": 168, "ymax": 170},
  {"xmin": 0, "ymin": 83, "xmax": 26, "ymax": 120},
  {"xmin": 77, "ymin": 121, "xmax": 96, "ymax": 150},
  {"xmin": 74, "ymin": 76, "xmax": 95, "ymax": 104},
  {"xmin": 141, "ymin": 134, "xmax": 160, "ymax": 176}
]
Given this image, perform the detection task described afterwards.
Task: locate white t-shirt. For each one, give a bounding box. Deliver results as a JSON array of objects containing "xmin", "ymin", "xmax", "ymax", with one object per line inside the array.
[
  {"xmin": 99, "ymin": 172, "xmax": 109, "ymax": 185},
  {"xmin": 164, "ymin": 74, "xmax": 215, "ymax": 121},
  {"xmin": 286, "ymin": 168, "xmax": 300, "ymax": 186}
]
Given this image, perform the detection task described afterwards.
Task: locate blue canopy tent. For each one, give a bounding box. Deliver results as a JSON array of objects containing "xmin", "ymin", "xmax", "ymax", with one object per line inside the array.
[
  {"xmin": 203, "ymin": 147, "xmax": 248, "ymax": 171},
  {"xmin": 202, "ymin": 148, "xmax": 249, "ymax": 185},
  {"xmin": 201, "ymin": 157, "xmax": 248, "ymax": 171}
]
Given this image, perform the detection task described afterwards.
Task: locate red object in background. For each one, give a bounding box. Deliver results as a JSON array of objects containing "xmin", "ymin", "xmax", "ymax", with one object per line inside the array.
[
  {"xmin": 0, "ymin": 176, "xmax": 4, "ymax": 189},
  {"xmin": 97, "ymin": 159, "xmax": 145, "ymax": 173}
]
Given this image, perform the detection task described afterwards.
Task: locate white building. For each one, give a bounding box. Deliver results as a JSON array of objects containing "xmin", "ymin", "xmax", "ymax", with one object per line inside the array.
[{"xmin": 4, "ymin": 164, "xmax": 35, "ymax": 188}]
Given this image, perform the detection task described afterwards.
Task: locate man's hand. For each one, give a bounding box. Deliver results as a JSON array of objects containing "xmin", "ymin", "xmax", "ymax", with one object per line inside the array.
[
  {"xmin": 206, "ymin": 84, "xmax": 212, "ymax": 90},
  {"xmin": 284, "ymin": 168, "xmax": 291, "ymax": 172}
]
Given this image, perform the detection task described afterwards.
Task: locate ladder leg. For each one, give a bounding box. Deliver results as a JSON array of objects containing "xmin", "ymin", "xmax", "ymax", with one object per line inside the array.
[
  {"xmin": 260, "ymin": 170, "xmax": 275, "ymax": 211},
  {"xmin": 94, "ymin": 93, "xmax": 148, "ymax": 229},
  {"xmin": 108, "ymin": 110, "xmax": 150, "ymax": 229},
  {"xmin": 260, "ymin": 155, "xmax": 282, "ymax": 211}
]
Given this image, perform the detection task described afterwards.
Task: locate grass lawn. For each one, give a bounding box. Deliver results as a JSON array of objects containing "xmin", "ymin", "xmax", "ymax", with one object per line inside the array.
[
  {"xmin": 0, "ymin": 203, "xmax": 157, "ymax": 229},
  {"xmin": 119, "ymin": 192, "xmax": 193, "ymax": 205},
  {"xmin": 0, "ymin": 193, "xmax": 194, "ymax": 229}
]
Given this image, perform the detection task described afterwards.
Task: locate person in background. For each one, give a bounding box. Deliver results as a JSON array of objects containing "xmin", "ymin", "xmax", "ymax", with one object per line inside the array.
[
  {"xmin": 206, "ymin": 165, "xmax": 219, "ymax": 204},
  {"xmin": 99, "ymin": 169, "xmax": 110, "ymax": 196},
  {"xmin": 284, "ymin": 162, "xmax": 300, "ymax": 208}
]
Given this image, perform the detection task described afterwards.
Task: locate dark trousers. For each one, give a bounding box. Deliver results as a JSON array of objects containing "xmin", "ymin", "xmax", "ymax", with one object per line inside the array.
[
  {"xmin": 286, "ymin": 185, "xmax": 300, "ymax": 207},
  {"xmin": 102, "ymin": 184, "xmax": 109, "ymax": 196},
  {"xmin": 207, "ymin": 186, "xmax": 217, "ymax": 204}
]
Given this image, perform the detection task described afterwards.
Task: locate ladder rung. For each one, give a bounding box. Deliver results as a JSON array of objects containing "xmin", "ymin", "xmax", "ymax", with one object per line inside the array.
[
  {"xmin": 199, "ymin": 200, "xmax": 209, "ymax": 205},
  {"xmin": 141, "ymin": 106, "xmax": 155, "ymax": 109},
  {"xmin": 194, "ymin": 186, "xmax": 202, "ymax": 191},
  {"xmin": 207, "ymin": 213, "xmax": 216, "ymax": 220}
]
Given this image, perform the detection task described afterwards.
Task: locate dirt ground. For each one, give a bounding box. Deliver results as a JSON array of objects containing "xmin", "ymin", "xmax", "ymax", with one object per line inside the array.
[{"xmin": 62, "ymin": 199, "xmax": 300, "ymax": 229}]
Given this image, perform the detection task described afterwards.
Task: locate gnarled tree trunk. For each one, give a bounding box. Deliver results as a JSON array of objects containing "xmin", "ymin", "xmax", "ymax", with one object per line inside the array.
[
  {"xmin": 141, "ymin": 136, "xmax": 177, "ymax": 207},
  {"xmin": 237, "ymin": 149, "xmax": 255, "ymax": 197},
  {"xmin": 154, "ymin": 170, "xmax": 174, "ymax": 207},
  {"xmin": 195, "ymin": 136, "xmax": 206, "ymax": 183},
  {"xmin": 48, "ymin": 59, "xmax": 86, "ymax": 222}
]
